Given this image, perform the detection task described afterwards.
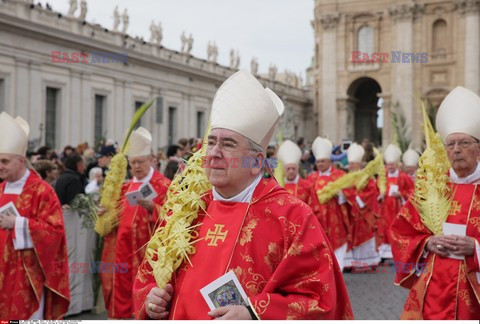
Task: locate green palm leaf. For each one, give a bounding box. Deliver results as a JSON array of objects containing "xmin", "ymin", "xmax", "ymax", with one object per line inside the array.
[{"xmin": 120, "ymin": 97, "xmax": 157, "ymax": 153}]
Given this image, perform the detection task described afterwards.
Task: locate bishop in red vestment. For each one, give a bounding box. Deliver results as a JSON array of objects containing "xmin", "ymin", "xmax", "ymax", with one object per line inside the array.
[
  {"xmin": 0, "ymin": 112, "xmax": 69, "ymax": 319},
  {"xmin": 391, "ymin": 86, "xmax": 480, "ymax": 319},
  {"xmin": 101, "ymin": 127, "xmax": 170, "ymax": 319},
  {"xmin": 132, "ymin": 70, "xmax": 353, "ymax": 320},
  {"xmin": 277, "ymin": 140, "xmax": 311, "ymax": 203},
  {"xmin": 377, "ymin": 144, "xmax": 414, "ymax": 259},
  {"xmin": 307, "ymin": 137, "xmax": 350, "ymax": 270}
]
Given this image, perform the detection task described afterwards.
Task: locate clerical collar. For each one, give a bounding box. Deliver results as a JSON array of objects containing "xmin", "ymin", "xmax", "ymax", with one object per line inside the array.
[
  {"xmin": 450, "ymin": 162, "xmax": 480, "ymax": 184},
  {"xmin": 388, "ymin": 169, "xmax": 399, "ymax": 177},
  {"xmin": 213, "ymin": 174, "xmax": 263, "ymax": 203},
  {"xmin": 285, "ymin": 175, "xmax": 299, "ymax": 184},
  {"xmin": 318, "ymin": 166, "xmax": 332, "ymax": 176},
  {"xmin": 133, "ymin": 167, "xmax": 154, "ymax": 184},
  {"xmin": 5, "ymin": 168, "xmax": 30, "ymax": 195}
]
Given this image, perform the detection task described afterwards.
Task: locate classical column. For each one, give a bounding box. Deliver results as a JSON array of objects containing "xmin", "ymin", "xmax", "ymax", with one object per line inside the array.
[
  {"xmin": 14, "ymin": 59, "xmax": 29, "ymax": 118},
  {"xmin": 113, "ymin": 79, "xmax": 125, "ymax": 143},
  {"xmin": 463, "ymin": 0, "xmax": 480, "ymax": 93},
  {"xmin": 80, "ymin": 72, "xmax": 92, "ymax": 144},
  {"xmin": 29, "ymin": 62, "xmax": 41, "ymax": 144},
  {"xmin": 389, "ymin": 4, "xmax": 422, "ymax": 131},
  {"xmin": 318, "ymin": 13, "xmax": 340, "ymax": 141},
  {"xmin": 378, "ymin": 93, "xmax": 392, "ymax": 149},
  {"xmin": 69, "ymin": 70, "xmax": 82, "ymax": 146},
  {"xmin": 336, "ymin": 96, "xmax": 356, "ymax": 141}
]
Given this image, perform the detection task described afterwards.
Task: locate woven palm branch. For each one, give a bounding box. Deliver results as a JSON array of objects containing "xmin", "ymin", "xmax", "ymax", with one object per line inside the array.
[
  {"xmin": 410, "ymin": 101, "xmax": 452, "ymax": 235},
  {"xmin": 95, "ymin": 98, "xmax": 157, "ymax": 236},
  {"xmin": 144, "ymin": 123, "xmax": 212, "ymax": 288},
  {"xmin": 317, "ymin": 150, "xmax": 386, "ymax": 203}
]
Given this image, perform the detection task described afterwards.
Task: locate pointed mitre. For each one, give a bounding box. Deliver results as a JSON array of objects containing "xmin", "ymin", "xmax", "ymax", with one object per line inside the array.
[
  {"xmin": 436, "ymin": 86, "xmax": 480, "ymax": 141},
  {"xmin": 384, "ymin": 144, "xmax": 402, "ymax": 164},
  {"xmin": 277, "ymin": 140, "xmax": 302, "ymax": 166},
  {"xmin": 210, "ymin": 70, "xmax": 284, "ymax": 150},
  {"xmin": 127, "ymin": 127, "xmax": 152, "ymax": 157},
  {"xmin": 0, "ymin": 112, "xmax": 29, "ymax": 156},
  {"xmin": 311, "ymin": 137, "xmax": 332, "ymax": 160},
  {"xmin": 402, "ymin": 149, "xmax": 419, "ymax": 167},
  {"xmin": 347, "ymin": 143, "xmax": 365, "ymax": 163}
]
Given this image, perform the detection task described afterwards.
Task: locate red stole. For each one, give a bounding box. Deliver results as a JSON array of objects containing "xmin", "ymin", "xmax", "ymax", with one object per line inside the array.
[{"xmin": 170, "ymin": 180, "xmax": 274, "ymax": 319}]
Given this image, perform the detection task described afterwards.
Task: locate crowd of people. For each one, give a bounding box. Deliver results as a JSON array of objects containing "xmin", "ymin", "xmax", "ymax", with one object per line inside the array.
[{"xmin": 0, "ymin": 71, "xmax": 479, "ymax": 320}]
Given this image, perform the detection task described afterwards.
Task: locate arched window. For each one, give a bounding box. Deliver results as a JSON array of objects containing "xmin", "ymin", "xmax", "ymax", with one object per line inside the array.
[
  {"xmin": 357, "ymin": 25, "xmax": 374, "ymax": 54},
  {"xmin": 432, "ymin": 19, "xmax": 447, "ymax": 58}
]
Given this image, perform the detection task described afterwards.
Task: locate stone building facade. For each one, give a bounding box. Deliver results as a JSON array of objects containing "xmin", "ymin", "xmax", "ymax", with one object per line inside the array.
[
  {"xmin": 313, "ymin": 0, "xmax": 479, "ymax": 148},
  {"xmin": 0, "ymin": 0, "xmax": 314, "ymax": 151}
]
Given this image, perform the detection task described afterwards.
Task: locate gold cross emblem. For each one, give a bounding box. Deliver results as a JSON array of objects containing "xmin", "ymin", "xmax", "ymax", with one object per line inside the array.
[
  {"xmin": 205, "ymin": 224, "xmax": 228, "ymax": 246},
  {"xmin": 449, "ymin": 200, "xmax": 461, "ymax": 216}
]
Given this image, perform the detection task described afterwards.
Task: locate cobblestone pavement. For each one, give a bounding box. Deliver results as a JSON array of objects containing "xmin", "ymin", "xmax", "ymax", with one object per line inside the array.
[
  {"xmin": 343, "ymin": 264, "xmax": 409, "ymax": 320},
  {"xmin": 67, "ymin": 264, "xmax": 409, "ymax": 320}
]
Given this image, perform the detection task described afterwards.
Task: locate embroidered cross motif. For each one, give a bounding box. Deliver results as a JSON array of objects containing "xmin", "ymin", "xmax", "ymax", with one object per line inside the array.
[
  {"xmin": 205, "ymin": 224, "xmax": 228, "ymax": 246},
  {"xmin": 449, "ymin": 200, "xmax": 461, "ymax": 216}
]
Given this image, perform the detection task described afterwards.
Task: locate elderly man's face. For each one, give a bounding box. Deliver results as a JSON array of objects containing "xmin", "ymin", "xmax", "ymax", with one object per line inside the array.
[
  {"xmin": 348, "ymin": 162, "xmax": 362, "ymax": 172},
  {"xmin": 405, "ymin": 165, "xmax": 417, "ymax": 176},
  {"xmin": 0, "ymin": 154, "xmax": 26, "ymax": 182},
  {"xmin": 284, "ymin": 163, "xmax": 298, "ymax": 181},
  {"xmin": 205, "ymin": 128, "xmax": 263, "ymax": 198},
  {"xmin": 445, "ymin": 133, "xmax": 480, "ymax": 177},
  {"xmin": 386, "ymin": 162, "xmax": 398, "ymax": 174},
  {"xmin": 315, "ymin": 158, "xmax": 331, "ymax": 173},
  {"xmin": 129, "ymin": 155, "xmax": 152, "ymax": 180}
]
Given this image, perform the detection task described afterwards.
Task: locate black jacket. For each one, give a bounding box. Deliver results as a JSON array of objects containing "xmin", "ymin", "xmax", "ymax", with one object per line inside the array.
[{"xmin": 54, "ymin": 169, "xmax": 87, "ymax": 205}]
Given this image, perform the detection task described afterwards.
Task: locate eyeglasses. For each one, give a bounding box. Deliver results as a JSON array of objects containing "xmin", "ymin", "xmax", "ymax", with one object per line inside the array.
[
  {"xmin": 445, "ymin": 139, "xmax": 479, "ymax": 150},
  {"xmin": 206, "ymin": 139, "xmax": 252, "ymax": 152}
]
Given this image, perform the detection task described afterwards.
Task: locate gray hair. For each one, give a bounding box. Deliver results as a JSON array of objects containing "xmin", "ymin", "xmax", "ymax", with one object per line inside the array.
[{"xmin": 89, "ymin": 167, "xmax": 102, "ymax": 180}]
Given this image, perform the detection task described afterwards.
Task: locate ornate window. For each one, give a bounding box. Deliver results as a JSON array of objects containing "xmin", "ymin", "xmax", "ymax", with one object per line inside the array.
[
  {"xmin": 357, "ymin": 25, "xmax": 374, "ymax": 54},
  {"xmin": 432, "ymin": 19, "xmax": 447, "ymax": 58}
]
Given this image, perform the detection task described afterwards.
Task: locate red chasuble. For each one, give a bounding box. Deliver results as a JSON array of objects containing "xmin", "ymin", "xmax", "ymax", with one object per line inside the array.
[
  {"xmin": 377, "ymin": 170, "xmax": 414, "ymax": 249},
  {"xmin": 0, "ymin": 171, "xmax": 70, "ymax": 319},
  {"xmin": 307, "ymin": 168, "xmax": 350, "ymax": 251},
  {"xmin": 101, "ymin": 170, "xmax": 170, "ymax": 318},
  {"xmin": 284, "ymin": 177, "xmax": 310, "ymax": 203},
  {"xmin": 343, "ymin": 179, "xmax": 380, "ymax": 249},
  {"xmin": 133, "ymin": 177, "xmax": 353, "ymax": 320},
  {"xmin": 391, "ymin": 183, "xmax": 480, "ymax": 319}
]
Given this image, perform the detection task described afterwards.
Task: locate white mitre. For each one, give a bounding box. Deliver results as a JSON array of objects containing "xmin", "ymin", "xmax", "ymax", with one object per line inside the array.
[
  {"xmin": 402, "ymin": 149, "xmax": 420, "ymax": 167},
  {"xmin": 127, "ymin": 127, "xmax": 152, "ymax": 157},
  {"xmin": 436, "ymin": 86, "xmax": 480, "ymax": 141},
  {"xmin": 277, "ymin": 140, "xmax": 302, "ymax": 165},
  {"xmin": 384, "ymin": 144, "xmax": 402, "ymax": 164},
  {"xmin": 0, "ymin": 112, "xmax": 30, "ymax": 156},
  {"xmin": 347, "ymin": 143, "xmax": 365, "ymax": 163},
  {"xmin": 312, "ymin": 137, "xmax": 332, "ymax": 160},
  {"xmin": 210, "ymin": 70, "xmax": 284, "ymax": 150}
]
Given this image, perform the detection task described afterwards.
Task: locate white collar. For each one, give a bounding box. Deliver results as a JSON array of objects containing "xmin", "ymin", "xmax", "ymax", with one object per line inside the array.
[
  {"xmin": 133, "ymin": 167, "xmax": 154, "ymax": 184},
  {"xmin": 5, "ymin": 168, "xmax": 30, "ymax": 195},
  {"xmin": 388, "ymin": 169, "xmax": 399, "ymax": 177},
  {"xmin": 285, "ymin": 175, "xmax": 299, "ymax": 184},
  {"xmin": 318, "ymin": 166, "xmax": 332, "ymax": 176},
  {"xmin": 213, "ymin": 174, "xmax": 263, "ymax": 203},
  {"xmin": 450, "ymin": 162, "xmax": 480, "ymax": 184}
]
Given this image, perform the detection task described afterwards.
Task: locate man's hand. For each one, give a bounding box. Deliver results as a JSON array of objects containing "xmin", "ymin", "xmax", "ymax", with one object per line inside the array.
[
  {"xmin": 426, "ymin": 236, "xmax": 451, "ymax": 257},
  {"xmin": 377, "ymin": 194, "xmax": 385, "ymax": 202},
  {"xmin": 440, "ymin": 235, "xmax": 475, "ymax": 256},
  {"xmin": 145, "ymin": 284, "xmax": 173, "ymax": 320},
  {"xmin": 0, "ymin": 211, "xmax": 16, "ymax": 230},
  {"xmin": 138, "ymin": 199, "xmax": 154, "ymax": 213},
  {"xmin": 390, "ymin": 191, "xmax": 401, "ymax": 199},
  {"xmin": 208, "ymin": 305, "xmax": 252, "ymax": 320}
]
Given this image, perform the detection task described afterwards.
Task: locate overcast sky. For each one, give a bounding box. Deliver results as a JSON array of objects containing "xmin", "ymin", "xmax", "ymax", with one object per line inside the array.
[{"xmin": 43, "ymin": 0, "xmax": 315, "ymax": 76}]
